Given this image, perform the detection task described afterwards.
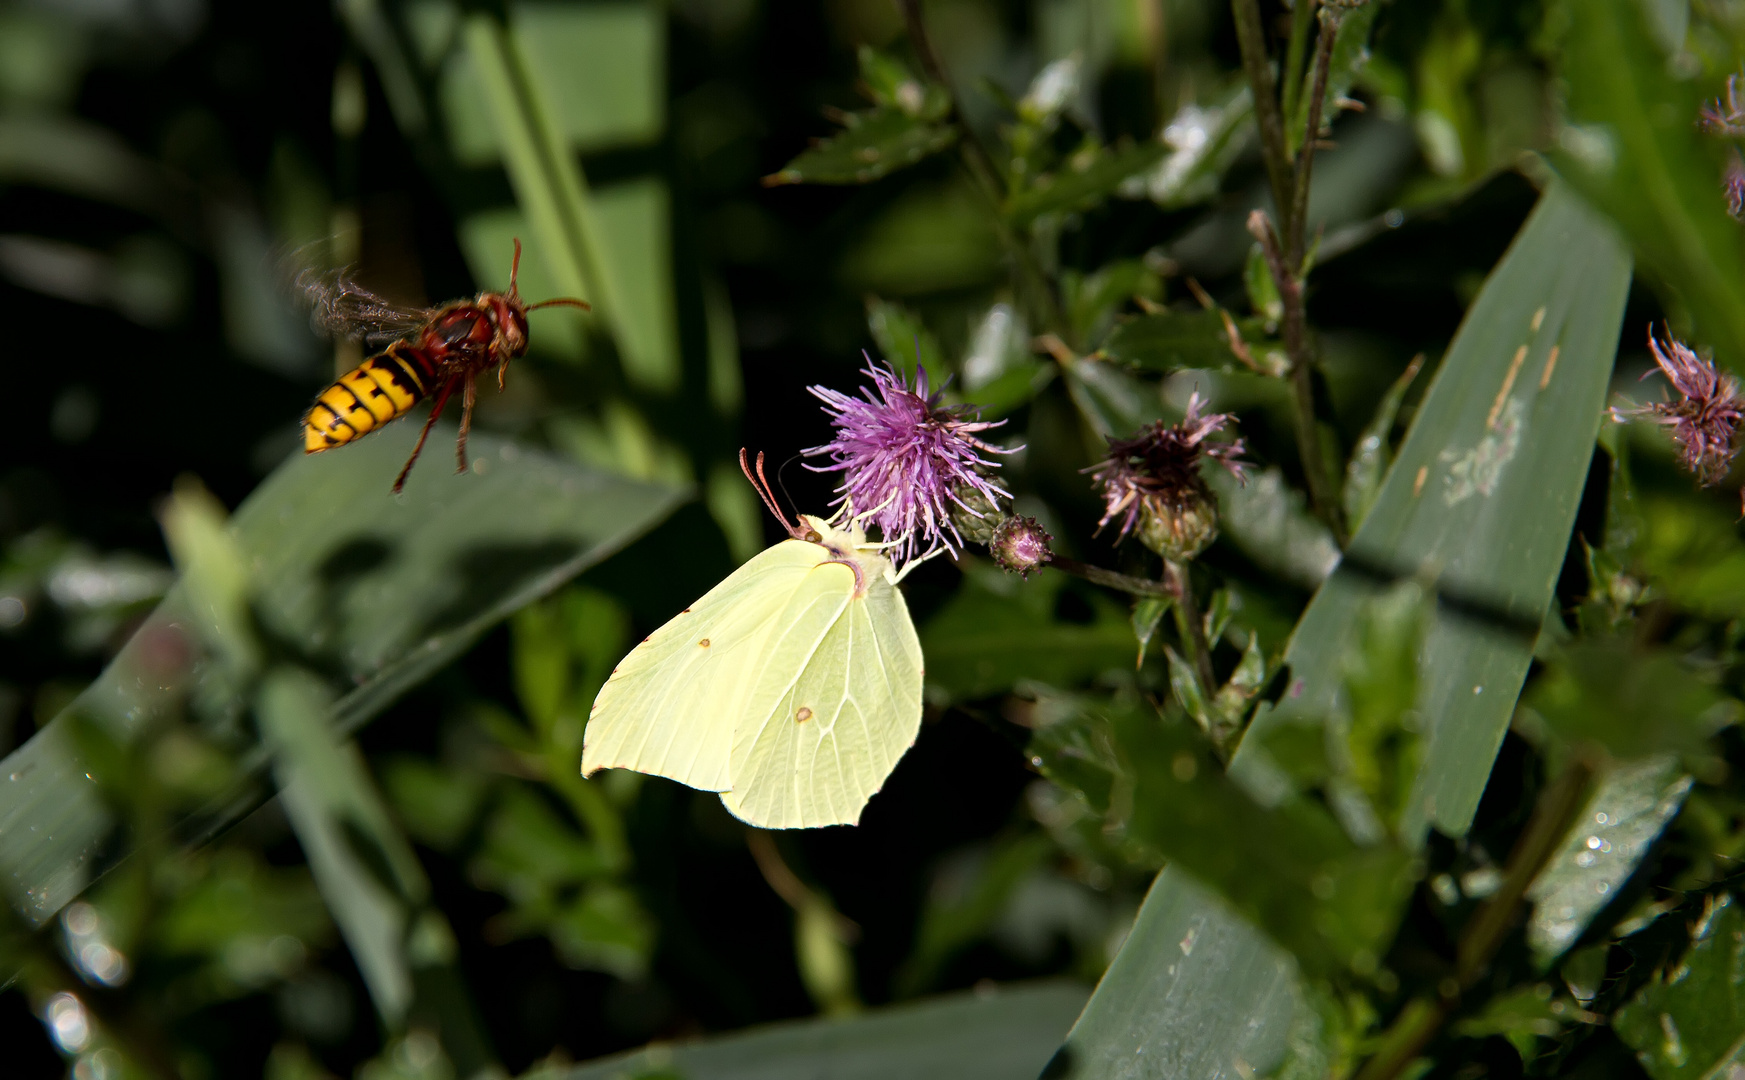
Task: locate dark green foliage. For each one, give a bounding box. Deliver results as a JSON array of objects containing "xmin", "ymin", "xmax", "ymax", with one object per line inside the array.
[{"xmin": 8, "ymin": 1, "xmax": 1745, "ymax": 1078}]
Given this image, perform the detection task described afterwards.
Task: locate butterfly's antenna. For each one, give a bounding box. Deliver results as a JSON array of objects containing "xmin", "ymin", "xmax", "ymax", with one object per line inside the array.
[
  {"xmin": 525, "ymin": 297, "xmax": 592, "ymax": 312},
  {"xmin": 508, "ymin": 238, "xmax": 523, "ymax": 300},
  {"xmin": 739, "ymin": 448, "xmax": 803, "ymax": 538}
]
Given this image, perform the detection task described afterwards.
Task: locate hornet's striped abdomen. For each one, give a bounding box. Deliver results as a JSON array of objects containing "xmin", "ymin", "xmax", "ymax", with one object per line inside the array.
[{"xmin": 303, "ymin": 344, "xmax": 435, "ymax": 453}]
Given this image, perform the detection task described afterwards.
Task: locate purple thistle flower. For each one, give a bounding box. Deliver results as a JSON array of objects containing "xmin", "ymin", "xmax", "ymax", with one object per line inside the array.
[
  {"xmin": 806, "ymin": 357, "xmax": 1015, "ymax": 569},
  {"xmin": 1085, "ymin": 393, "xmax": 1248, "ymax": 547},
  {"xmin": 1612, "ymin": 327, "xmax": 1744, "ymax": 487}
]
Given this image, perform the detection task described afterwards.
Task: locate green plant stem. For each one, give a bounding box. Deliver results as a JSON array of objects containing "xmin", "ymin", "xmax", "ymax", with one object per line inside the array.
[
  {"xmin": 1251, "ymin": 209, "xmax": 1346, "ymax": 543},
  {"xmin": 1049, "ymin": 555, "xmax": 1173, "ymax": 599},
  {"xmin": 1165, "ymin": 559, "xmax": 1217, "ymax": 700},
  {"xmin": 1352, "ymin": 755, "xmax": 1599, "ymax": 1080},
  {"xmin": 1231, "ymin": 0, "xmax": 1349, "ymax": 545},
  {"xmin": 1288, "ymin": 21, "xmax": 1337, "ymax": 268},
  {"xmin": 1230, "ymin": 0, "xmax": 1293, "ymax": 229},
  {"xmin": 1280, "ymin": 0, "xmax": 1318, "ymax": 135},
  {"xmin": 898, "ymin": 0, "xmax": 1070, "ymax": 343}
]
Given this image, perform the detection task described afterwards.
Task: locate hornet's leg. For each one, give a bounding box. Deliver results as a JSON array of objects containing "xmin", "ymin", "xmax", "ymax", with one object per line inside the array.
[
  {"xmin": 393, "ymin": 378, "xmax": 456, "ymax": 494},
  {"xmin": 455, "ymin": 374, "xmax": 478, "ymax": 474}
]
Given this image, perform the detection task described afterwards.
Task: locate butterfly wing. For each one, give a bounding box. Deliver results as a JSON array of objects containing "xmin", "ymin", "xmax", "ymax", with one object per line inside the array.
[
  {"xmin": 721, "ymin": 569, "xmax": 924, "ymax": 829},
  {"xmin": 582, "ymin": 539, "xmax": 827, "ymax": 792}
]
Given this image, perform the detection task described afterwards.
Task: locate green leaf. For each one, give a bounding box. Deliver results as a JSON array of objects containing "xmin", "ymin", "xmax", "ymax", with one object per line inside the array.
[
  {"xmin": 1053, "ymin": 184, "xmax": 1631, "ymax": 1077},
  {"xmin": 1100, "ymin": 310, "xmax": 1274, "ymax": 374},
  {"xmin": 919, "ymin": 567, "xmax": 1134, "ymax": 703},
  {"xmin": 1244, "ymin": 243, "xmax": 1283, "ymax": 326},
  {"xmin": 764, "ymin": 107, "xmax": 957, "ymax": 187},
  {"xmin": 1285, "ymin": 3, "xmax": 1381, "ymax": 156},
  {"xmin": 1164, "ymin": 648, "xmax": 1208, "ymax": 727},
  {"xmin": 258, "ymin": 669, "xmax": 430, "ymax": 1025},
  {"xmin": 1110, "ymin": 702, "xmax": 1416, "ymax": 977},
  {"xmin": 1131, "ymin": 597, "xmax": 1170, "ymax": 669},
  {"xmin": 1525, "ymin": 755, "xmax": 1692, "ymax": 966},
  {"xmin": 1615, "ymin": 894, "xmax": 1745, "ymax": 1080},
  {"xmin": 1556, "ymin": 0, "xmax": 1745, "ymax": 369},
  {"xmin": 1527, "ymin": 639, "xmax": 1731, "ymax": 760},
  {"xmin": 562, "ymin": 981, "xmax": 1090, "ymax": 1080},
  {"xmin": 1633, "ymin": 493, "xmax": 1745, "ymax": 620},
  {"xmin": 1063, "ymin": 259, "xmax": 1163, "ymax": 348},
  {"xmin": 1029, "ymin": 707, "xmax": 1122, "ymax": 817},
  {"xmin": 855, "ymin": 46, "xmax": 949, "ymax": 120},
  {"xmin": 1130, "ymin": 88, "xmax": 1254, "ymax": 210},
  {"xmin": 157, "ymin": 477, "xmax": 258, "ymax": 679},
  {"xmin": 1450, "ymin": 983, "xmax": 1566, "ymax": 1062},
  {"xmin": 0, "ymin": 426, "xmax": 680, "ymax": 929},
  {"xmin": 434, "ymin": 3, "xmax": 664, "ymax": 163},
  {"xmin": 461, "ymin": 14, "xmax": 681, "ymax": 392},
  {"xmin": 260, "ymin": 669, "xmax": 498, "ymax": 1070},
  {"xmin": 1342, "ymin": 354, "xmax": 1424, "ymax": 533},
  {"xmin": 866, "ymin": 296, "xmax": 949, "ymax": 381},
  {"xmin": 1209, "ymin": 468, "xmax": 1341, "ymax": 590},
  {"xmin": 1005, "ymin": 140, "xmax": 1169, "ymax": 225},
  {"xmin": 1341, "ymin": 584, "xmax": 1429, "ymax": 835}
]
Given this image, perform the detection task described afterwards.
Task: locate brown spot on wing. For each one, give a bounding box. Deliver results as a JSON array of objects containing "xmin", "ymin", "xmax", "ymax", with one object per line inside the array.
[
  {"xmin": 795, "ymin": 706, "xmax": 813, "ymax": 723},
  {"xmin": 699, "ymin": 638, "xmax": 711, "ymax": 648}
]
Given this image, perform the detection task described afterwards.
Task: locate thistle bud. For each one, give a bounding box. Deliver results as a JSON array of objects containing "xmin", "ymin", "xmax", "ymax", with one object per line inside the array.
[
  {"xmin": 1084, "ymin": 393, "xmax": 1248, "ymax": 562},
  {"xmin": 1137, "ymin": 488, "xmax": 1219, "ymax": 561},
  {"xmin": 991, "ymin": 516, "xmax": 1053, "ymax": 576},
  {"xmin": 950, "ymin": 481, "xmax": 1005, "ymax": 545}
]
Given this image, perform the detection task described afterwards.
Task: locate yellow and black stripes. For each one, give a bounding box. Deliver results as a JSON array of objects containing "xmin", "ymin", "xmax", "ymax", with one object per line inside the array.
[{"xmin": 303, "ymin": 344, "xmax": 435, "ymax": 453}]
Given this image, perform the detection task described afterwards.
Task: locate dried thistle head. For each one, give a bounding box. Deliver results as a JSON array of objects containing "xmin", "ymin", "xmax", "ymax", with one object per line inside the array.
[
  {"xmin": 1703, "ymin": 73, "xmax": 1745, "ymax": 138},
  {"xmin": 1085, "ymin": 393, "xmax": 1248, "ymax": 561},
  {"xmin": 1612, "ymin": 328, "xmax": 1744, "ymax": 487}
]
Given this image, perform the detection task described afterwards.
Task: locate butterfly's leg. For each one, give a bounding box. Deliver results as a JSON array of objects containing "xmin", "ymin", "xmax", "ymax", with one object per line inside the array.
[
  {"xmin": 455, "ymin": 373, "xmax": 478, "ymax": 474},
  {"xmin": 393, "ymin": 378, "xmax": 457, "ymax": 494}
]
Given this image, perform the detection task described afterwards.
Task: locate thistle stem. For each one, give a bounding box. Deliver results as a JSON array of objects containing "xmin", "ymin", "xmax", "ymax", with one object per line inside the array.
[
  {"xmin": 898, "ymin": 0, "xmax": 1070, "ymax": 343},
  {"xmin": 1233, "ymin": 1, "xmax": 1348, "ymax": 545},
  {"xmin": 1352, "ymin": 755, "xmax": 1598, "ymax": 1080},
  {"xmin": 1230, "ymin": 0, "xmax": 1292, "ymax": 225},
  {"xmin": 1165, "ymin": 558, "xmax": 1217, "ymax": 700},
  {"xmin": 1048, "ymin": 555, "xmax": 1174, "ymax": 598}
]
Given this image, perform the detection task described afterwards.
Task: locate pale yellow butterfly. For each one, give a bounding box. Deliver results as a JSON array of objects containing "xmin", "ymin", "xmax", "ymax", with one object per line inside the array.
[{"xmin": 581, "ymin": 452, "xmax": 924, "ymax": 828}]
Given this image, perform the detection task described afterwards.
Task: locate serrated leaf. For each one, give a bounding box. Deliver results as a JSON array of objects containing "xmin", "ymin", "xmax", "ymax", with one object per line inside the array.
[
  {"xmin": 1006, "ymin": 140, "xmax": 1169, "ymax": 225},
  {"xmin": 1525, "ymin": 756, "xmax": 1692, "ymax": 966},
  {"xmin": 765, "ymin": 108, "xmax": 957, "ymax": 186},
  {"xmin": 1101, "ymin": 310, "xmax": 1275, "ymax": 374},
  {"xmin": 1615, "ymin": 895, "xmax": 1745, "ymax": 1080}
]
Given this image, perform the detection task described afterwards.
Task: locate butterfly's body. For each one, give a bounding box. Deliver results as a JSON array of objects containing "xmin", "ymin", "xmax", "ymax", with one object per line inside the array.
[{"xmin": 582, "ymin": 514, "xmax": 924, "ymax": 829}]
